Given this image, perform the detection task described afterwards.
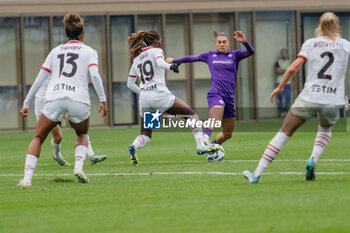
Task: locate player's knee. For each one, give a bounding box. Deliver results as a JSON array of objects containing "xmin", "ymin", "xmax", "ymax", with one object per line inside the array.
[
  {"xmin": 55, "ymin": 133, "xmax": 63, "ymax": 143},
  {"xmin": 320, "ymin": 123, "xmax": 332, "ymax": 128},
  {"xmin": 223, "ymin": 132, "xmax": 232, "ymax": 139},
  {"xmin": 142, "ymin": 133, "xmax": 152, "ymax": 139},
  {"xmin": 33, "ymin": 134, "xmax": 46, "ymax": 144}
]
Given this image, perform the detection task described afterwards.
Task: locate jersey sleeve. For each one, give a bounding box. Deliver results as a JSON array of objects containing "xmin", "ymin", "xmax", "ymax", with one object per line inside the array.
[
  {"xmin": 128, "ymin": 63, "xmax": 138, "ymax": 79},
  {"xmin": 234, "ymin": 41, "xmax": 255, "ymax": 61},
  {"xmin": 297, "ymin": 40, "xmax": 311, "ymax": 62},
  {"xmin": 198, "ymin": 52, "xmax": 209, "ymax": 62},
  {"xmin": 88, "ymin": 49, "xmax": 99, "ymax": 68},
  {"xmin": 154, "ymin": 48, "xmax": 172, "ymax": 70},
  {"xmin": 41, "ymin": 51, "xmax": 53, "ymax": 73},
  {"xmin": 153, "ymin": 48, "xmax": 166, "ymax": 61}
]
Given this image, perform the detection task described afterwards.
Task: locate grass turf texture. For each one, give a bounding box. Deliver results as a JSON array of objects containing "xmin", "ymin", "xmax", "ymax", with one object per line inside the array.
[{"xmin": 0, "ymin": 122, "xmax": 349, "ymax": 233}]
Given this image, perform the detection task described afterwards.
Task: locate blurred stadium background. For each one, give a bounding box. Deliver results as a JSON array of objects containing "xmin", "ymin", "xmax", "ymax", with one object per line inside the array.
[{"xmin": 0, "ymin": 0, "xmax": 349, "ymax": 131}]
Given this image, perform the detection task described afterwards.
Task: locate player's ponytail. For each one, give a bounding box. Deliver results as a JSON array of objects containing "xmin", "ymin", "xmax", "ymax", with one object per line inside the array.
[
  {"xmin": 128, "ymin": 30, "xmax": 161, "ymax": 60},
  {"xmin": 315, "ymin": 12, "xmax": 339, "ymax": 41},
  {"xmin": 213, "ymin": 29, "xmax": 229, "ymax": 40},
  {"xmin": 64, "ymin": 12, "xmax": 84, "ymax": 40}
]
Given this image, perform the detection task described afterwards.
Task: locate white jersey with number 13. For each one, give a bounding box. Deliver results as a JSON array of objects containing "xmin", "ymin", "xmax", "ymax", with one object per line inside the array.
[{"xmin": 42, "ymin": 40, "xmax": 99, "ymax": 106}]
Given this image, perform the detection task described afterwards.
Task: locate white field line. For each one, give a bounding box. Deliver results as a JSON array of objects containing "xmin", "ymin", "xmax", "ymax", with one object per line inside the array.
[
  {"xmin": 1, "ymin": 171, "xmax": 350, "ymax": 177},
  {"xmin": 2, "ymin": 159, "xmax": 350, "ymax": 167}
]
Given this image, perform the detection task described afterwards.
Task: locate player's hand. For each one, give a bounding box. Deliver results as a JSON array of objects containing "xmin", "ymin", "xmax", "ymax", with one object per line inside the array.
[
  {"xmin": 270, "ymin": 86, "xmax": 284, "ymax": 103},
  {"xmin": 170, "ymin": 63, "xmax": 181, "ymax": 73},
  {"xmin": 165, "ymin": 57, "xmax": 174, "ymax": 63},
  {"xmin": 99, "ymin": 102, "xmax": 107, "ymax": 117},
  {"xmin": 20, "ymin": 107, "xmax": 29, "ymax": 117},
  {"xmin": 233, "ymin": 30, "xmax": 247, "ymax": 43}
]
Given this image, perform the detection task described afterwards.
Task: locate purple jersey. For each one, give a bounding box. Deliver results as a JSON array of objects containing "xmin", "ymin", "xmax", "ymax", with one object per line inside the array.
[{"xmin": 173, "ymin": 42, "xmax": 255, "ymax": 97}]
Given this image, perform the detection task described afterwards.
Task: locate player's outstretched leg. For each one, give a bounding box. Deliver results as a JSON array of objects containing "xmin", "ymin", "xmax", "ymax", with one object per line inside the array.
[
  {"xmin": 305, "ymin": 125, "xmax": 332, "ymax": 181},
  {"xmin": 87, "ymin": 135, "xmax": 107, "ymax": 165},
  {"xmin": 164, "ymin": 97, "xmax": 219, "ymax": 155},
  {"xmin": 51, "ymin": 126, "xmax": 70, "ymax": 166},
  {"xmin": 244, "ymin": 131, "xmax": 290, "ymax": 183},
  {"xmin": 242, "ymin": 112, "xmax": 305, "ymax": 184},
  {"xmin": 18, "ymin": 114, "xmax": 57, "ymax": 187}
]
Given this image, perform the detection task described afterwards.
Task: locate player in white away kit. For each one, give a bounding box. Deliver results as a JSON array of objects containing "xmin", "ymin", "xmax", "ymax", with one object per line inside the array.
[
  {"xmin": 243, "ymin": 12, "xmax": 350, "ymax": 183},
  {"xmin": 127, "ymin": 30, "xmax": 219, "ymax": 165},
  {"xmin": 22, "ymin": 70, "xmax": 107, "ymax": 167},
  {"xmin": 18, "ymin": 12, "xmax": 107, "ymax": 187}
]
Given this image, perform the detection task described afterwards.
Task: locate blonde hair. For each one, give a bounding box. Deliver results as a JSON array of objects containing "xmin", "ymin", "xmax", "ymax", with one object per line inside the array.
[
  {"xmin": 64, "ymin": 12, "xmax": 84, "ymax": 40},
  {"xmin": 315, "ymin": 12, "xmax": 339, "ymax": 41},
  {"xmin": 128, "ymin": 30, "xmax": 161, "ymax": 60}
]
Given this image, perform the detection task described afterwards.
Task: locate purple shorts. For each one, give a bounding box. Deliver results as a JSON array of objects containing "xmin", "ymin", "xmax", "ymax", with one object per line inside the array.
[{"xmin": 207, "ymin": 92, "xmax": 236, "ymax": 118}]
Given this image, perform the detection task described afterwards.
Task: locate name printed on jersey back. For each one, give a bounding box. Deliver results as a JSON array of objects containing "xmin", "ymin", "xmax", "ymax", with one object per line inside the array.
[
  {"xmin": 60, "ymin": 45, "xmax": 83, "ymax": 51},
  {"xmin": 139, "ymin": 52, "xmax": 148, "ymax": 61},
  {"xmin": 313, "ymin": 41, "xmax": 344, "ymax": 49}
]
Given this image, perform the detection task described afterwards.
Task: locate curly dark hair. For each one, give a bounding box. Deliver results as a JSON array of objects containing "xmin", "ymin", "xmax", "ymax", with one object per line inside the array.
[{"xmin": 128, "ymin": 30, "xmax": 161, "ymax": 60}]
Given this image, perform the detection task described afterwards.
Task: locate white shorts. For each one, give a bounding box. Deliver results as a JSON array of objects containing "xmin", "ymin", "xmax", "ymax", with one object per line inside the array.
[
  {"xmin": 139, "ymin": 90, "xmax": 176, "ymax": 117},
  {"xmin": 290, "ymin": 96, "xmax": 341, "ymax": 125},
  {"xmin": 42, "ymin": 99, "xmax": 90, "ymax": 124},
  {"xmin": 34, "ymin": 97, "xmax": 45, "ymax": 121}
]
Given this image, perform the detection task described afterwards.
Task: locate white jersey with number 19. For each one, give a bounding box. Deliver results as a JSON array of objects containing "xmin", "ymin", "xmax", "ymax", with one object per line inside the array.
[
  {"xmin": 42, "ymin": 40, "xmax": 99, "ymax": 106},
  {"xmin": 128, "ymin": 46, "xmax": 172, "ymax": 92},
  {"xmin": 297, "ymin": 36, "xmax": 350, "ymax": 105}
]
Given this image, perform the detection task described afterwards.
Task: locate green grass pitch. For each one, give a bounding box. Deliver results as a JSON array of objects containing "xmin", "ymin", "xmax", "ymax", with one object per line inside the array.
[{"xmin": 0, "ymin": 122, "xmax": 350, "ymax": 233}]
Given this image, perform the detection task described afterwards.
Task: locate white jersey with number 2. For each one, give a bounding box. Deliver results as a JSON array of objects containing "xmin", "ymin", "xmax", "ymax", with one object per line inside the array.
[
  {"xmin": 297, "ymin": 36, "xmax": 350, "ymax": 105},
  {"xmin": 128, "ymin": 46, "xmax": 172, "ymax": 92},
  {"xmin": 42, "ymin": 40, "xmax": 99, "ymax": 105}
]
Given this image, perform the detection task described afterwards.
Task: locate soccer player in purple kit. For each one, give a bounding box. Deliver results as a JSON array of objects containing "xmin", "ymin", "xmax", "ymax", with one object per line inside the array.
[{"xmin": 166, "ymin": 30, "xmax": 255, "ymax": 147}]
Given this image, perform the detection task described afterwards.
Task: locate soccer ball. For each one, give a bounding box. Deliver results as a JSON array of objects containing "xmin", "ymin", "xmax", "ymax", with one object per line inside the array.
[{"xmin": 206, "ymin": 144, "xmax": 225, "ymax": 162}]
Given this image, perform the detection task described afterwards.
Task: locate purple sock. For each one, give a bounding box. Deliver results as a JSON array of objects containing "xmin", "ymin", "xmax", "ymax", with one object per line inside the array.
[{"xmin": 203, "ymin": 128, "xmax": 213, "ymax": 138}]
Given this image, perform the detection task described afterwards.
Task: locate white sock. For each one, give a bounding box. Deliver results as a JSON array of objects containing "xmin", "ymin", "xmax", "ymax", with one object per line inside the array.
[
  {"xmin": 309, "ymin": 125, "xmax": 332, "ymax": 163},
  {"xmin": 24, "ymin": 154, "xmax": 38, "ymax": 181},
  {"xmin": 254, "ymin": 131, "xmax": 290, "ymax": 177},
  {"xmin": 51, "ymin": 139, "xmax": 61, "ymax": 158},
  {"xmin": 87, "ymin": 135, "xmax": 94, "ymax": 158},
  {"xmin": 189, "ymin": 115, "xmax": 204, "ymax": 149},
  {"xmin": 194, "ymin": 132, "xmax": 204, "ymax": 149},
  {"xmin": 132, "ymin": 135, "xmax": 151, "ymax": 149},
  {"xmin": 74, "ymin": 145, "xmax": 87, "ymax": 172}
]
